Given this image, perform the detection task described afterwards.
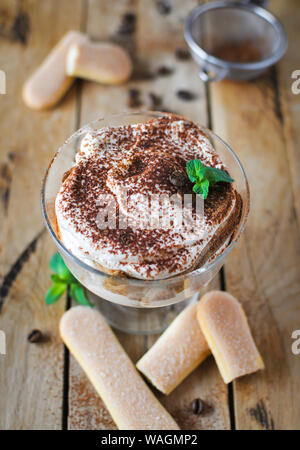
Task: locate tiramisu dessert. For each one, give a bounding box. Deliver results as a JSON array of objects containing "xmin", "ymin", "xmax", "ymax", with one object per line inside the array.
[{"xmin": 55, "ymin": 115, "xmax": 242, "ymax": 280}]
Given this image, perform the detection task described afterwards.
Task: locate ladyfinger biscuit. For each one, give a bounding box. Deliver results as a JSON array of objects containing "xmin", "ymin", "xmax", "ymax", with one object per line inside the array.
[
  {"xmin": 136, "ymin": 304, "xmax": 210, "ymax": 394},
  {"xmin": 23, "ymin": 31, "xmax": 88, "ymax": 110},
  {"xmin": 60, "ymin": 306, "xmax": 180, "ymax": 430},
  {"xmin": 197, "ymin": 291, "xmax": 264, "ymax": 384},
  {"xmin": 66, "ymin": 42, "xmax": 132, "ymax": 84}
]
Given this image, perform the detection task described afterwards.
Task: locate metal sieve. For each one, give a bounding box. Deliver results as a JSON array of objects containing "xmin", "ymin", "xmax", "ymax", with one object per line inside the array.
[{"xmin": 184, "ymin": 1, "xmax": 287, "ymax": 82}]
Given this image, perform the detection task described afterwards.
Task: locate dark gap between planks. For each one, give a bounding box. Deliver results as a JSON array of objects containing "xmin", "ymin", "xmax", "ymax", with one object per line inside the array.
[
  {"xmin": 205, "ymin": 79, "xmax": 236, "ymax": 430},
  {"xmin": 62, "ymin": 289, "xmax": 72, "ymax": 430},
  {"xmin": 61, "ymin": 0, "xmax": 89, "ymax": 430}
]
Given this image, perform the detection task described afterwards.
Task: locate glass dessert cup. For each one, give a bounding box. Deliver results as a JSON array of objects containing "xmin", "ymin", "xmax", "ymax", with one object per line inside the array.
[{"xmin": 41, "ymin": 111, "xmax": 249, "ymax": 334}]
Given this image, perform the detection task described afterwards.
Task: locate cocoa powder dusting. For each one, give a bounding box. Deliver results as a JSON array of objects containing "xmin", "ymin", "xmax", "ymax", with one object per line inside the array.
[
  {"xmin": 56, "ymin": 115, "xmax": 241, "ymax": 279},
  {"xmin": 212, "ymin": 40, "xmax": 261, "ymax": 63}
]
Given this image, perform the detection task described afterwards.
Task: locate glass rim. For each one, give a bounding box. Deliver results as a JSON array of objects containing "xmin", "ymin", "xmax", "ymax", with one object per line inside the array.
[{"xmin": 41, "ymin": 110, "xmax": 250, "ymax": 286}]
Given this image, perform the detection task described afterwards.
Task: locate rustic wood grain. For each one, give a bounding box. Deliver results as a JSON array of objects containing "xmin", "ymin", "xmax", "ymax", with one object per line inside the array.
[
  {"xmin": 271, "ymin": 0, "xmax": 300, "ymax": 229},
  {"xmin": 67, "ymin": 0, "xmax": 156, "ymax": 430},
  {"xmin": 2, "ymin": 0, "xmax": 299, "ymax": 431},
  {"xmin": 209, "ymin": 2, "xmax": 300, "ymax": 426},
  {"xmin": 67, "ymin": 0, "xmax": 230, "ymax": 431},
  {"xmin": 67, "ymin": 0, "xmax": 138, "ymax": 430},
  {"xmin": 0, "ymin": 0, "xmax": 84, "ymax": 429},
  {"xmin": 0, "ymin": 233, "xmax": 67, "ymax": 430}
]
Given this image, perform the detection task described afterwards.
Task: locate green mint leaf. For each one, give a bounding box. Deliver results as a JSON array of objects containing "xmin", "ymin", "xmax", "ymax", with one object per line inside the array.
[
  {"xmin": 70, "ymin": 283, "xmax": 93, "ymax": 307},
  {"xmin": 186, "ymin": 159, "xmax": 234, "ymax": 199},
  {"xmin": 193, "ymin": 179, "xmax": 209, "ymax": 199},
  {"xmin": 49, "ymin": 253, "xmax": 70, "ymax": 278},
  {"xmin": 45, "ymin": 282, "xmax": 67, "ymax": 305},
  {"xmin": 201, "ymin": 179, "xmax": 209, "ymax": 199},
  {"xmin": 186, "ymin": 160, "xmax": 204, "ymax": 183},
  {"xmin": 51, "ymin": 274, "xmax": 64, "ymax": 283},
  {"xmin": 203, "ymin": 166, "xmax": 234, "ymax": 185},
  {"xmin": 193, "ymin": 183, "xmax": 203, "ymax": 195},
  {"xmin": 194, "ymin": 159, "xmax": 204, "ymax": 176},
  {"xmin": 46, "ymin": 253, "xmax": 90, "ymax": 307}
]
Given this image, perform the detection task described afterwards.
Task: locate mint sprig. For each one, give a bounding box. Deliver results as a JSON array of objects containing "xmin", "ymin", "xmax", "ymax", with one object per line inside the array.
[
  {"xmin": 45, "ymin": 253, "xmax": 93, "ymax": 307},
  {"xmin": 186, "ymin": 159, "xmax": 234, "ymax": 199}
]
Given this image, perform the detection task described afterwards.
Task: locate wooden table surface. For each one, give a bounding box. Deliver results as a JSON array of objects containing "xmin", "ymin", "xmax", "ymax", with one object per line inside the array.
[{"xmin": 0, "ymin": 0, "xmax": 299, "ymax": 430}]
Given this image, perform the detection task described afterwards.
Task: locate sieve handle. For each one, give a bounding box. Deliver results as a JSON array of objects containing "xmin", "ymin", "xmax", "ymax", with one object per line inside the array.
[{"xmin": 198, "ymin": 67, "xmax": 228, "ymax": 83}]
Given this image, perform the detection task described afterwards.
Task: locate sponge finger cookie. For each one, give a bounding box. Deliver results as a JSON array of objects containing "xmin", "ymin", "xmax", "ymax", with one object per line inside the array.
[
  {"xmin": 197, "ymin": 291, "xmax": 264, "ymax": 384},
  {"xmin": 66, "ymin": 42, "xmax": 132, "ymax": 84},
  {"xmin": 23, "ymin": 31, "xmax": 88, "ymax": 110},
  {"xmin": 136, "ymin": 303, "xmax": 210, "ymax": 394},
  {"xmin": 60, "ymin": 306, "xmax": 180, "ymax": 430}
]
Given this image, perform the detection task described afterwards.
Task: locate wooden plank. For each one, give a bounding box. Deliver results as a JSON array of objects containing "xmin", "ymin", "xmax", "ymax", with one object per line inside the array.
[
  {"xmin": 126, "ymin": 0, "xmax": 229, "ymax": 430},
  {"xmin": 68, "ymin": 0, "xmax": 230, "ymax": 430},
  {"xmin": 68, "ymin": 0, "xmax": 138, "ymax": 430},
  {"xmin": 271, "ymin": 0, "xmax": 300, "ymax": 228},
  {"xmin": 0, "ymin": 0, "xmax": 83, "ymax": 274},
  {"xmin": 0, "ymin": 234, "xmax": 68, "ymax": 430},
  {"xmin": 0, "ymin": 0, "xmax": 84, "ymax": 429},
  {"xmin": 210, "ymin": 4, "xmax": 300, "ymax": 427}
]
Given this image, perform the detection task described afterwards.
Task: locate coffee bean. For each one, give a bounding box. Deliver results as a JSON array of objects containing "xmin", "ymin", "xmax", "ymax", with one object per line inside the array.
[
  {"xmin": 175, "ymin": 48, "xmax": 191, "ymax": 61},
  {"xmin": 156, "ymin": 1, "xmax": 171, "ymax": 15},
  {"xmin": 145, "ymin": 92, "xmax": 162, "ymax": 110},
  {"xmin": 123, "ymin": 12, "xmax": 136, "ymax": 23},
  {"xmin": 191, "ymin": 398, "xmax": 204, "ymax": 415},
  {"xmin": 118, "ymin": 12, "xmax": 136, "ymax": 35},
  {"xmin": 127, "ymin": 88, "xmax": 142, "ymax": 108},
  {"xmin": 128, "ymin": 88, "xmax": 139, "ymax": 97},
  {"xmin": 169, "ymin": 171, "xmax": 186, "ymax": 187},
  {"xmin": 176, "ymin": 90, "xmax": 196, "ymax": 101},
  {"xmin": 27, "ymin": 329, "xmax": 42, "ymax": 343},
  {"xmin": 157, "ymin": 66, "xmax": 174, "ymax": 76}
]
